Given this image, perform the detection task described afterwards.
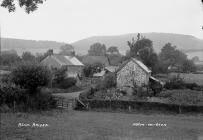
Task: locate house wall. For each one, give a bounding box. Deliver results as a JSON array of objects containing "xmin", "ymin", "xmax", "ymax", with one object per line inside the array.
[
  {"xmin": 66, "ymin": 65, "xmax": 84, "ymax": 77},
  {"xmin": 117, "ymin": 60, "xmax": 150, "ymax": 88}
]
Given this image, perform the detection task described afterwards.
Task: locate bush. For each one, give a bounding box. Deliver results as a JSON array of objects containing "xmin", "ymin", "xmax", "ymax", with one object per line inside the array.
[
  {"xmin": 11, "ymin": 61, "xmax": 51, "ymax": 92},
  {"xmin": 54, "ymin": 77, "xmax": 77, "ymax": 89},
  {"xmin": 23, "ymin": 89, "xmax": 56, "ymax": 111},
  {"xmin": 0, "ymin": 83, "xmax": 56, "ymax": 111},
  {"xmin": 0, "ymin": 74, "xmax": 11, "ymax": 83},
  {"xmin": 164, "ymin": 75, "xmax": 185, "ymax": 89},
  {"xmin": 0, "ymin": 82, "xmax": 25, "ymax": 107},
  {"xmin": 53, "ymin": 67, "xmax": 67, "ymax": 84},
  {"xmin": 83, "ymin": 63, "xmax": 103, "ymax": 77},
  {"xmin": 95, "ymin": 73, "xmax": 116, "ymax": 91}
]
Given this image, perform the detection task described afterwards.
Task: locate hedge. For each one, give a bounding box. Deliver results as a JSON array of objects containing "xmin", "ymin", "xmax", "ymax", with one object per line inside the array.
[{"xmin": 78, "ymin": 99, "xmax": 203, "ymax": 114}]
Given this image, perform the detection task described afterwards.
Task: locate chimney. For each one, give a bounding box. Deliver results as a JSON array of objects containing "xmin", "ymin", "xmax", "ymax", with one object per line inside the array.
[{"xmin": 48, "ymin": 49, "xmax": 53, "ymax": 56}]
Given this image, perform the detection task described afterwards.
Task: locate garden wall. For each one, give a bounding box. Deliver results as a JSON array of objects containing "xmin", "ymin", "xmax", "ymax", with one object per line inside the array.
[{"xmin": 78, "ymin": 99, "xmax": 203, "ymax": 114}]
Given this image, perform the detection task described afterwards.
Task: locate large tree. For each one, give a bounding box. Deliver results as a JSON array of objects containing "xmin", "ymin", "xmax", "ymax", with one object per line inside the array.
[
  {"xmin": 1, "ymin": 0, "xmax": 45, "ymax": 13},
  {"xmin": 59, "ymin": 44, "xmax": 75, "ymax": 56},
  {"xmin": 22, "ymin": 51, "xmax": 36, "ymax": 61},
  {"xmin": 127, "ymin": 34, "xmax": 158, "ymax": 69},
  {"xmin": 88, "ymin": 43, "xmax": 106, "ymax": 56},
  {"xmin": 159, "ymin": 43, "xmax": 187, "ymax": 67},
  {"xmin": 107, "ymin": 46, "xmax": 119, "ymax": 54}
]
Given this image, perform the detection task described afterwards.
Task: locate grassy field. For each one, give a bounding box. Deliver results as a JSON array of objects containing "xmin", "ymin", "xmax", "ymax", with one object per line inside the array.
[
  {"xmin": 1, "ymin": 110, "xmax": 203, "ymax": 140},
  {"xmin": 169, "ymin": 73, "xmax": 203, "ymax": 86}
]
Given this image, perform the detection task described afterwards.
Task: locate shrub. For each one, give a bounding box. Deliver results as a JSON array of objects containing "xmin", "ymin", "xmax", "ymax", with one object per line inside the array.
[
  {"xmin": 55, "ymin": 77, "xmax": 77, "ymax": 89},
  {"xmin": 53, "ymin": 67, "xmax": 67, "ymax": 84},
  {"xmin": 11, "ymin": 61, "xmax": 51, "ymax": 92},
  {"xmin": 102, "ymin": 73, "xmax": 116, "ymax": 89},
  {"xmin": 164, "ymin": 75, "xmax": 185, "ymax": 89},
  {"xmin": 24, "ymin": 89, "xmax": 56, "ymax": 110},
  {"xmin": 83, "ymin": 63, "xmax": 103, "ymax": 77},
  {"xmin": 95, "ymin": 73, "xmax": 116, "ymax": 90},
  {"xmin": 0, "ymin": 74, "xmax": 11, "ymax": 83},
  {"xmin": 0, "ymin": 82, "xmax": 25, "ymax": 107}
]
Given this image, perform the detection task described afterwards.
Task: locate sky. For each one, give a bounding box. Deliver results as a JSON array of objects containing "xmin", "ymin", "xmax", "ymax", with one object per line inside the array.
[{"xmin": 0, "ymin": 0, "xmax": 203, "ymax": 43}]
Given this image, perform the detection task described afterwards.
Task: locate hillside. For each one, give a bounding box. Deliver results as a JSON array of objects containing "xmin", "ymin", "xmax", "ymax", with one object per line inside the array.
[
  {"xmin": 1, "ymin": 38, "xmax": 65, "ymax": 55},
  {"xmin": 1, "ymin": 33, "xmax": 203, "ymax": 60},
  {"xmin": 72, "ymin": 33, "xmax": 203, "ymax": 55}
]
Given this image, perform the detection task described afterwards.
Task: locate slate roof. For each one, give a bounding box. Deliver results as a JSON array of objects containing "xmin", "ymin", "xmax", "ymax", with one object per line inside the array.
[
  {"xmin": 105, "ymin": 66, "xmax": 118, "ymax": 73},
  {"xmin": 47, "ymin": 55, "xmax": 84, "ymax": 66},
  {"xmin": 116, "ymin": 58, "xmax": 151, "ymax": 73}
]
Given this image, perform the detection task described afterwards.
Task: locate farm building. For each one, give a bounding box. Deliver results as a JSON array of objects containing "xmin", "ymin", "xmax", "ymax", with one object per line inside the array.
[
  {"xmin": 116, "ymin": 58, "xmax": 152, "ymax": 89},
  {"xmin": 41, "ymin": 54, "xmax": 84, "ymax": 77}
]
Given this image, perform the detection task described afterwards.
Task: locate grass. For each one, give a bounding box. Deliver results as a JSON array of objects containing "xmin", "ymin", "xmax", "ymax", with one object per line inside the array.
[
  {"xmin": 158, "ymin": 89, "xmax": 203, "ymax": 105},
  {"xmin": 1, "ymin": 110, "xmax": 203, "ymax": 140},
  {"xmin": 155, "ymin": 73, "xmax": 203, "ymax": 86},
  {"xmin": 169, "ymin": 73, "xmax": 203, "ymax": 86}
]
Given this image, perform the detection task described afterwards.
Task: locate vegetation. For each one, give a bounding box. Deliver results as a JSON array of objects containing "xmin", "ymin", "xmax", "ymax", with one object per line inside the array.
[
  {"xmin": 0, "ymin": 61, "xmax": 56, "ymax": 112},
  {"xmin": 83, "ymin": 63, "xmax": 103, "ymax": 77},
  {"xmin": 107, "ymin": 46, "xmax": 119, "ymax": 54},
  {"xmin": 11, "ymin": 61, "xmax": 51, "ymax": 92},
  {"xmin": 88, "ymin": 43, "xmax": 106, "ymax": 56},
  {"xmin": 158, "ymin": 89, "xmax": 203, "ymax": 106},
  {"xmin": 0, "ymin": 53, "xmax": 21, "ymax": 66},
  {"xmin": 59, "ymin": 44, "xmax": 75, "ymax": 56},
  {"xmin": 1, "ymin": 0, "xmax": 45, "ymax": 13},
  {"xmin": 52, "ymin": 67, "xmax": 77, "ymax": 89},
  {"xmin": 21, "ymin": 51, "xmax": 36, "ymax": 62}
]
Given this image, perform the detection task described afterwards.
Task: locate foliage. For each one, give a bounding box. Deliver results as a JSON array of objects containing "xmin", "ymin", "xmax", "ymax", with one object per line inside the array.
[
  {"xmin": 1, "ymin": 0, "xmax": 45, "ymax": 13},
  {"xmin": 59, "ymin": 44, "xmax": 75, "ymax": 56},
  {"xmin": 0, "ymin": 82, "xmax": 24, "ymax": 106},
  {"xmin": 181, "ymin": 59, "xmax": 197, "ymax": 73},
  {"xmin": 164, "ymin": 75, "xmax": 185, "ymax": 89},
  {"xmin": 0, "ymin": 53, "xmax": 21, "ymax": 66},
  {"xmin": 11, "ymin": 61, "xmax": 51, "ymax": 92},
  {"xmin": 0, "ymin": 83, "xmax": 56, "ymax": 111},
  {"xmin": 53, "ymin": 67, "xmax": 67, "ymax": 84},
  {"xmin": 159, "ymin": 90, "xmax": 203, "ymax": 106},
  {"xmin": 159, "ymin": 43, "xmax": 187, "ymax": 70},
  {"xmin": 83, "ymin": 63, "xmax": 103, "ymax": 77},
  {"xmin": 107, "ymin": 46, "xmax": 119, "ymax": 54},
  {"xmin": 0, "ymin": 73, "xmax": 11, "ymax": 83},
  {"xmin": 102, "ymin": 73, "xmax": 117, "ymax": 89},
  {"xmin": 22, "ymin": 51, "xmax": 36, "ymax": 61},
  {"xmin": 56, "ymin": 77, "xmax": 77, "ymax": 89},
  {"xmin": 127, "ymin": 34, "xmax": 158, "ymax": 70},
  {"xmin": 107, "ymin": 54, "xmax": 122, "ymax": 66},
  {"xmin": 88, "ymin": 43, "xmax": 106, "ymax": 56}
]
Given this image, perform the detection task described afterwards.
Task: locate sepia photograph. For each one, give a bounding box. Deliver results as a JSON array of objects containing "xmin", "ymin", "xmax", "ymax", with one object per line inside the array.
[{"xmin": 0, "ymin": 0, "xmax": 203, "ymax": 139}]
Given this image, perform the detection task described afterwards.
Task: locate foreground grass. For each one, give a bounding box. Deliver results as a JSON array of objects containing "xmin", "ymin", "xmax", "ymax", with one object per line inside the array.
[{"xmin": 1, "ymin": 110, "xmax": 203, "ymax": 140}]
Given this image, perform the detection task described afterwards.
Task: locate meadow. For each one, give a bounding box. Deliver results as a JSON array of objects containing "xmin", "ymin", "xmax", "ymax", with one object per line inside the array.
[
  {"xmin": 169, "ymin": 73, "xmax": 203, "ymax": 85},
  {"xmin": 1, "ymin": 110, "xmax": 203, "ymax": 140}
]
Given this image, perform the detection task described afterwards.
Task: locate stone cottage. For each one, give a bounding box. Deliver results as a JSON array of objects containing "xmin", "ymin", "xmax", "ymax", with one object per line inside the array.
[
  {"xmin": 41, "ymin": 54, "xmax": 84, "ymax": 77},
  {"xmin": 116, "ymin": 58, "xmax": 151, "ymax": 89}
]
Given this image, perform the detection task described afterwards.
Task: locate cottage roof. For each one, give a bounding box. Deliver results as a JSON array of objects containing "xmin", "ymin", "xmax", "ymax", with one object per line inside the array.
[
  {"xmin": 82, "ymin": 56, "xmax": 109, "ymax": 66},
  {"xmin": 105, "ymin": 66, "xmax": 118, "ymax": 73},
  {"xmin": 45, "ymin": 55, "xmax": 84, "ymax": 66},
  {"xmin": 116, "ymin": 58, "xmax": 151, "ymax": 73}
]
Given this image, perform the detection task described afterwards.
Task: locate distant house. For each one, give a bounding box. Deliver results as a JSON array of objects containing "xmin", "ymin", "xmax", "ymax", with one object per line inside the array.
[
  {"xmin": 92, "ymin": 66, "xmax": 118, "ymax": 78},
  {"xmin": 82, "ymin": 56, "xmax": 109, "ymax": 66},
  {"xmin": 41, "ymin": 54, "xmax": 84, "ymax": 77},
  {"xmin": 116, "ymin": 58, "xmax": 151, "ymax": 89}
]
